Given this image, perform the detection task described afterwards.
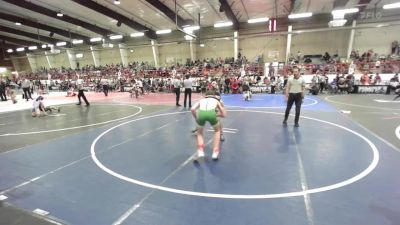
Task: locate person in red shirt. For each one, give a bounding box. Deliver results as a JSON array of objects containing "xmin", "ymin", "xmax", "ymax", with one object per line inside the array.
[{"xmin": 231, "ymin": 79, "xmax": 239, "ymax": 94}]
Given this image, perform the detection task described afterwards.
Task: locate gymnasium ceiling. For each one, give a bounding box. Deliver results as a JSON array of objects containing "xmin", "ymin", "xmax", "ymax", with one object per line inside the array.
[{"xmin": 0, "ymin": 0, "xmax": 399, "ymax": 49}]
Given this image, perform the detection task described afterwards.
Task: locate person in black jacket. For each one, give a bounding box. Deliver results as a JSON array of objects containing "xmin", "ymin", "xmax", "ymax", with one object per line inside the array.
[{"xmin": 0, "ymin": 80, "xmax": 7, "ymax": 101}]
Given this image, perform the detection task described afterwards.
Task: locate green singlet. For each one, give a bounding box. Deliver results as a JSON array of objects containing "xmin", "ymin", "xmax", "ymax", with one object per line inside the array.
[{"xmin": 197, "ymin": 109, "xmax": 218, "ymax": 127}]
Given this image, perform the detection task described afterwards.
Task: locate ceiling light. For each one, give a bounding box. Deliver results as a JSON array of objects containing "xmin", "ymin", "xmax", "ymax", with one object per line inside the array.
[
  {"xmin": 328, "ymin": 19, "xmax": 347, "ymax": 27},
  {"xmin": 183, "ymin": 25, "xmax": 200, "ymax": 32},
  {"xmin": 90, "ymin": 37, "xmax": 102, "ymax": 42},
  {"xmin": 288, "ymin": 13, "xmax": 313, "ymax": 19},
  {"xmin": 332, "ymin": 8, "xmax": 359, "ymax": 15},
  {"xmin": 28, "ymin": 46, "xmax": 37, "ymax": 50},
  {"xmin": 102, "ymin": 43, "xmax": 114, "ymax": 48},
  {"xmin": 48, "ymin": 44, "xmax": 54, "ymax": 47},
  {"xmin": 248, "ymin": 17, "xmax": 269, "ymax": 23},
  {"xmin": 76, "ymin": 53, "xmax": 83, "ymax": 58},
  {"xmin": 214, "ymin": 21, "xmax": 233, "ymax": 28},
  {"xmin": 72, "ymin": 39, "xmax": 83, "ymax": 44},
  {"xmin": 156, "ymin": 29, "xmax": 172, "ymax": 34},
  {"xmin": 6, "ymin": 49, "xmax": 13, "ymax": 53},
  {"xmin": 110, "ymin": 34, "xmax": 123, "ymax": 40},
  {"xmin": 56, "ymin": 41, "xmax": 67, "ymax": 46},
  {"xmin": 184, "ymin": 35, "xmax": 193, "ymax": 40},
  {"xmin": 57, "ymin": 11, "xmax": 63, "ymax": 17},
  {"xmin": 114, "ymin": 0, "xmax": 120, "ymax": 5},
  {"xmin": 16, "ymin": 47, "xmax": 25, "ymax": 52},
  {"xmin": 41, "ymin": 44, "xmax": 47, "ymax": 48},
  {"xmin": 15, "ymin": 22, "xmax": 21, "ymax": 26},
  {"xmin": 200, "ymin": 44, "xmax": 205, "ymax": 47},
  {"xmin": 383, "ymin": 2, "xmax": 400, "ymax": 9},
  {"xmin": 130, "ymin": 49, "xmax": 133, "ymax": 53},
  {"xmin": 130, "ymin": 32, "xmax": 144, "ymax": 37}
]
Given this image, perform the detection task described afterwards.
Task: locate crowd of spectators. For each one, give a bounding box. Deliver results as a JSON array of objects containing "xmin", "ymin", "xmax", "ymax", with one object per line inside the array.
[{"xmin": 1, "ymin": 49, "xmax": 400, "ymax": 103}]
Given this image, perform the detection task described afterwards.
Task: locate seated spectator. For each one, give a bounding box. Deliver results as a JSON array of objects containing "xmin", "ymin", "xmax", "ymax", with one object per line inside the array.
[
  {"xmin": 374, "ymin": 73, "xmax": 382, "ymax": 84},
  {"xmin": 360, "ymin": 72, "xmax": 370, "ymax": 85},
  {"xmin": 323, "ymin": 52, "xmax": 331, "ymax": 62},
  {"xmin": 337, "ymin": 75, "xmax": 348, "ymax": 93},
  {"xmin": 304, "ymin": 57, "xmax": 312, "ymax": 63}
]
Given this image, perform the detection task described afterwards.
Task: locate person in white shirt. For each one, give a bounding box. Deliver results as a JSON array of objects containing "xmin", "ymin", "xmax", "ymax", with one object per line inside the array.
[
  {"xmin": 22, "ymin": 78, "xmax": 33, "ymax": 101},
  {"xmin": 76, "ymin": 79, "xmax": 90, "ymax": 106},
  {"xmin": 31, "ymin": 96, "xmax": 60, "ymax": 117},
  {"xmin": 283, "ymin": 67, "xmax": 305, "ymax": 127},
  {"xmin": 183, "ymin": 74, "xmax": 193, "ymax": 108},
  {"xmin": 137, "ymin": 79, "xmax": 144, "ymax": 95},
  {"xmin": 173, "ymin": 75, "xmax": 182, "ymax": 106}
]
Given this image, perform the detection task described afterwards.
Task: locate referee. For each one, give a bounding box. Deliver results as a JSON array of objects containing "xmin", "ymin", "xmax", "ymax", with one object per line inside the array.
[
  {"xmin": 283, "ymin": 67, "xmax": 305, "ymax": 127},
  {"xmin": 183, "ymin": 74, "xmax": 192, "ymax": 108},
  {"xmin": 76, "ymin": 79, "xmax": 90, "ymax": 106},
  {"xmin": 173, "ymin": 75, "xmax": 182, "ymax": 106}
]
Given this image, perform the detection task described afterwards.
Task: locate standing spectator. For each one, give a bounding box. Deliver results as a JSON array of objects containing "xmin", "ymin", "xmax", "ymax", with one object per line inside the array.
[
  {"xmin": 137, "ymin": 79, "xmax": 144, "ymax": 95},
  {"xmin": 391, "ymin": 41, "xmax": 399, "ymax": 55},
  {"xmin": 22, "ymin": 78, "xmax": 33, "ymax": 101},
  {"xmin": 7, "ymin": 86, "xmax": 17, "ymax": 104},
  {"xmin": 224, "ymin": 76, "xmax": 231, "ymax": 94},
  {"xmin": 318, "ymin": 71, "xmax": 326, "ymax": 93},
  {"xmin": 283, "ymin": 67, "xmax": 305, "ymax": 127},
  {"xmin": 102, "ymin": 79, "xmax": 109, "ymax": 96},
  {"xmin": 231, "ymin": 78, "xmax": 239, "ymax": 94},
  {"xmin": 268, "ymin": 63, "xmax": 275, "ymax": 76},
  {"xmin": 374, "ymin": 73, "xmax": 382, "ymax": 84},
  {"xmin": 183, "ymin": 74, "xmax": 193, "ymax": 108},
  {"xmin": 119, "ymin": 79, "xmax": 125, "ymax": 92},
  {"xmin": 0, "ymin": 79, "xmax": 7, "ymax": 101},
  {"xmin": 76, "ymin": 80, "xmax": 90, "ymax": 106},
  {"xmin": 173, "ymin": 75, "xmax": 182, "ymax": 106}
]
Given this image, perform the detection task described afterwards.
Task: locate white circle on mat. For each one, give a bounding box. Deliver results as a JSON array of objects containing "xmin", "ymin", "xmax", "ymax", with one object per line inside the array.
[
  {"xmin": 91, "ymin": 110, "xmax": 379, "ymax": 199},
  {"xmin": 0, "ymin": 104, "xmax": 142, "ymax": 136},
  {"xmin": 325, "ymin": 96, "xmax": 400, "ymax": 111}
]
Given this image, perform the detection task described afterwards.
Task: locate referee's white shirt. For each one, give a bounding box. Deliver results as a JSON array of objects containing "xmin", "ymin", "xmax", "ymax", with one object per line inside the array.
[
  {"xmin": 183, "ymin": 79, "xmax": 192, "ymax": 89},
  {"xmin": 288, "ymin": 76, "xmax": 305, "ymax": 93},
  {"xmin": 173, "ymin": 79, "xmax": 181, "ymax": 88}
]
